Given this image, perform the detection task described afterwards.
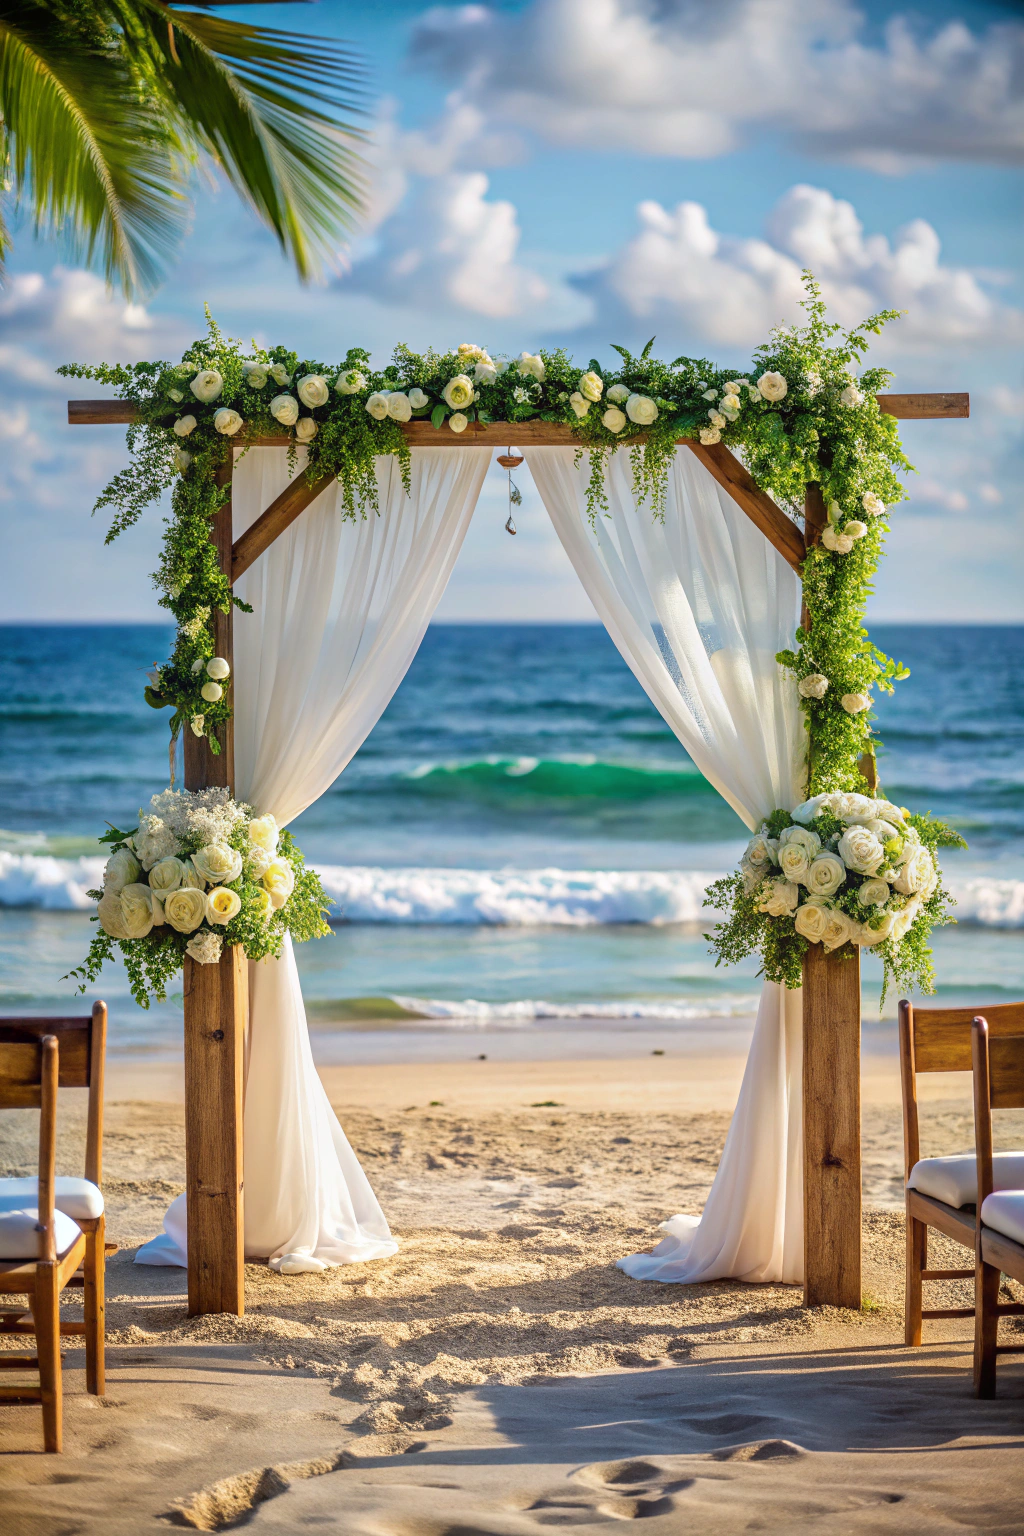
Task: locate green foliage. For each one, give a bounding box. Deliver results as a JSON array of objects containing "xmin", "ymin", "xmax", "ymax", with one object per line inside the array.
[{"xmin": 0, "ymin": 0, "xmax": 366, "ymax": 293}]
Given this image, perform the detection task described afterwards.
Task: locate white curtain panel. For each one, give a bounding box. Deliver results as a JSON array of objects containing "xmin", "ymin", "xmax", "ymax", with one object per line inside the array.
[
  {"xmin": 525, "ymin": 444, "xmax": 806, "ymax": 1283},
  {"xmin": 137, "ymin": 445, "xmax": 490, "ymax": 1274}
]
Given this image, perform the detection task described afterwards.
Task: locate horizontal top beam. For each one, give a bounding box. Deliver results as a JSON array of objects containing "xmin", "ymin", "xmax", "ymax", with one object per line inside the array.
[{"xmin": 67, "ymin": 391, "xmax": 969, "ymax": 432}]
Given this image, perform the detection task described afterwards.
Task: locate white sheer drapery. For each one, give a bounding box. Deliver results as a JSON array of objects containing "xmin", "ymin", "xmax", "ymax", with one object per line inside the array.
[
  {"xmin": 526, "ymin": 445, "xmax": 805, "ymax": 1283},
  {"xmin": 137, "ymin": 445, "xmax": 489, "ymax": 1273}
]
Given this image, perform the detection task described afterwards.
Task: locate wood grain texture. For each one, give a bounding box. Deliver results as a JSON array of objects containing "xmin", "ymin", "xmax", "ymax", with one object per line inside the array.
[
  {"xmin": 183, "ymin": 947, "xmax": 247, "ymax": 1316},
  {"xmin": 231, "ymin": 468, "xmax": 335, "ymax": 582},
  {"xmin": 876, "ymin": 392, "xmax": 969, "ymax": 419},
  {"xmin": 802, "ymin": 943, "xmax": 862, "ymax": 1310},
  {"xmin": 911, "ymin": 1002, "xmax": 1024, "ymax": 1073}
]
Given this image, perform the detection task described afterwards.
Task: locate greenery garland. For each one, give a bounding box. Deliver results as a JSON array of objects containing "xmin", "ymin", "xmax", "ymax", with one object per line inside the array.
[{"xmin": 60, "ymin": 275, "xmax": 960, "ymax": 997}]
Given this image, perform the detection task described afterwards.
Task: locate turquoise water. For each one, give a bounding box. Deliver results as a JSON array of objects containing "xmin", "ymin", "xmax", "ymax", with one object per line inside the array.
[{"xmin": 1, "ymin": 623, "xmax": 1022, "ymax": 1056}]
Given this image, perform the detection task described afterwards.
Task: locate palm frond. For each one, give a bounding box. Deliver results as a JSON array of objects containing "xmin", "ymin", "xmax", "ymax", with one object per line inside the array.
[{"xmin": 0, "ymin": 0, "xmax": 185, "ymax": 292}]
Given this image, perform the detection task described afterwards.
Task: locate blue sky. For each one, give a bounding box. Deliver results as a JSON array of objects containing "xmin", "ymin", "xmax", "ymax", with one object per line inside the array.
[{"xmin": 2, "ymin": 0, "xmax": 1022, "ymax": 622}]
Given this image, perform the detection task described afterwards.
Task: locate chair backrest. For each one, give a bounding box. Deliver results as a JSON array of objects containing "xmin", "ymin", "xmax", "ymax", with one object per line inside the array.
[
  {"xmin": 972, "ymin": 1017, "xmax": 1024, "ymax": 1208},
  {"xmin": 0, "ymin": 1032, "xmax": 59, "ymax": 1261},
  {"xmin": 898, "ymin": 999, "xmax": 1024, "ymax": 1177},
  {"xmin": 0, "ymin": 1002, "xmax": 107, "ymax": 1184}
]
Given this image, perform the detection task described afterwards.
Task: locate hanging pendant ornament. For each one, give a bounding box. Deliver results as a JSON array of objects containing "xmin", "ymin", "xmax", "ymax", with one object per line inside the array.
[{"xmin": 496, "ymin": 449, "xmax": 523, "ymax": 535}]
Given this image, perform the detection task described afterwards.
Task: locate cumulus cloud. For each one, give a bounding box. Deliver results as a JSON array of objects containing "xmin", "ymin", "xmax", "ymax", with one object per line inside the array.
[
  {"xmin": 572, "ymin": 185, "xmax": 1024, "ymax": 349},
  {"xmin": 411, "ymin": 0, "xmax": 1024, "ymax": 169}
]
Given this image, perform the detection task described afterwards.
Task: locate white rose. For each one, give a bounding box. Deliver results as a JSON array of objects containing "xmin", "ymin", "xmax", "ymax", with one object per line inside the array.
[
  {"xmin": 190, "ymin": 715, "xmax": 205, "ymax": 737},
  {"xmin": 163, "ymin": 887, "xmax": 208, "ymax": 933},
  {"xmin": 103, "ymin": 846, "xmax": 141, "ymax": 893},
  {"xmin": 857, "ymin": 910, "xmax": 895, "ymax": 946},
  {"xmin": 206, "ymin": 886, "xmax": 242, "ymax": 926},
  {"xmin": 246, "ymin": 845, "xmax": 273, "ymax": 879},
  {"xmin": 790, "ymin": 793, "xmax": 835, "ymax": 825},
  {"xmin": 702, "ymin": 389, "xmax": 718, "ymax": 402},
  {"xmin": 270, "ymin": 394, "xmax": 299, "ymax": 426},
  {"xmin": 335, "ymin": 369, "xmax": 365, "ymax": 395},
  {"xmin": 723, "ymin": 380, "xmax": 742, "ymax": 396},
  {"xmin": 173, "ymin": 415, "xmax": 197, "ymax": 437},
  {"xmin": 97, "ymin": 890, "xmax": 129, "ymax": 939},
  {"xmin": 213, "ymin": 407, "xmax": 242, "ymax": 437},
  {"xmin": 242, "ymin": 362, "xmax": 268, "ymax": 390},
  {"xmin": 386, "ymin": 391, "xmax": 413, "ymax": 422},
  {"xmin": 844, "ymin": 520, "xmax": 868, "ymax": 540},
  {"xmin": 743, "ymin": 833, "xmax": 779, "ymax": 868},
  {"xmin": 626, "ymin": 393, "xmax": 658, "ymax": 425},
  {"xmin": 408, "ymin": 388, "xmax": 430, "ymax": 410},
  {"xmin": 833, "ymin": 792, "xmax": 877, "ymax": 822},
  {"xmin": 442, "ymin": 375, "xmax": 475, "ymax": 410},
  {"xmin": 838, "ymin": 825, "xmax": 885, "ymax": 875},
  {"xmin": 720, "ymin": 395, "xmax": 740, "ymax": 418},
  {"xmin": 168, "ymin": 387, "xmax": 184, "ymax": 403},
  {"xmin": 606, "ymin": 383, "xmax": 630, "ymax": 404},
  {"xmin": 793, "ymin": 898, "xmax": 832, "ymax": 943},
  {"xmin": 200, "ymin": 681, "xmax": 222, "ymax": 703},
  {"xmin": 268, "ymin": 363, "xmax": 292, "ymax": 386},
  {"xmin": 148, "ymin": 856, "xmax": 188, "ymax": 896},
  {"xmin": 248, "ymin": 814, "xmax": 279, "ymax": 853},
  {"xmin": 296, "ymin": 373, "xmax": 329, "ymax": 408},
  {"xmin": 294, "ymin": 417, "xmax": 318, "ymax": 443},
  {"xmin": 190, "ymin": 369, "xmax": 223, "ymax": 403},
  {"xmin": 179, "ymin": 858, "xmax": 205, "ymax": 890},
  {"xmin": 579, "ymin": 371, "xmax": 604, "ymax": 402},
  {"xmin": 186, "ymin": 928, "xmax": 223, "ymax": 965},
  {"xmin": 172, "ymin": 447, "xmax": 192, "ymax": 473},
  {"xmin": 708, "ymin": 410, "xmax": 727, "ymax": 429},
  {"xmin": 192, "ymin": 842, "xmax": 243, "ymax": 885},
  {"xmin": 365, "ymin": 392, "xmax": 390, "ymax": 421},
  {"xmin": 857, "ymin": 877, "xmax": 891, "ymax": 908},
  {"xmin": 457, "ymin": 343, "xmax": 486, "ymax": 361},
  {"xmin": 757, "ymin": 371, "xmax": 788, "ymax": 402},
  {"xmin": 262, "ymin": 858, "xmax": 295, "ymax": 909},
  {"xmin": 822, "ymin": 526, "xmax": 853, "ymax": 554},
  {"xmin": 206, "ymin": 656, "xmax": 230, "ymax": 680},
  {"xmin": 874, "ymin": 800, "xmax": 908, "ymax": 828},
  {"xmin": 699, "ymin": 427, "xmax": 721, "ymax": 446},
  {"xmin": 602, "ymin": 407, "xmax": 627, "ymax": 433},
  {"xmin": 798, "ymin": 673, "xmax": 829, "ymax": 700},
  {"xmin": 866, "ymin": 818, "xmax": 900, "ymax": 848},
  {"xmin": 120, "ymin": 882, "xmax": 161, "ymax": 938},
  {"xmin": 891, "ymin": 900, "xmax": 921, "ymax": 943},
  {"xmin": 822, "ymin": 908, "xmax": 855, "ymax": 951},
  {"xmin": 757, "ymin": 877, "xmax": 801, "ymax": 917},
  {"xmin": 779, "ymin": 825, "xmax": 821, "ymax": 856},
  {"xmin": 517, "ymin": 352, "xmax": 545, "ymax": 382},
  {"xmin": 827, "ymin": 501, "xmax": 843, "ymax": 525},
  {"xmin": 568, "ymin": 391, "xmax": 590, "ymax": 419},
  {"xmin": 805, "ymin": 853, "xmax": 847, "ymax": 897},
  {"xmin": 448, "ymin": 413, "xmax": 468, "ymax": 433},
  {"xmin": 841, "ymin": 692, "xmax": 871, "ymax": 714},
  {"xmin": 862, "ymin": 492, "xmax": 885, "ymax": 518},
  {"xmin": 840, "ymin": 385, "xmax": 864, "ymax": 408},
  {"xmin": 892, "ymin": 846, "xmax": 935, "ymax": 896},
  {"xmin": 779, "ymin": 841, "xmax": 812, "ymax": 883},
  {"xmin": 473, "ymin": 362, "xmax": 498, "ymax": 386}
]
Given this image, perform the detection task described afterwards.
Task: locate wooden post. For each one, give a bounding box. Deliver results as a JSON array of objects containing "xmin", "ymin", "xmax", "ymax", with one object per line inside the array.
[
  {"xmin": 800, "ymin": 480, "xmax": 862, "ymax": 1310},
  {"xmin": 182, "ymin": 456, "xmax": 246, "ymax": 1316}
]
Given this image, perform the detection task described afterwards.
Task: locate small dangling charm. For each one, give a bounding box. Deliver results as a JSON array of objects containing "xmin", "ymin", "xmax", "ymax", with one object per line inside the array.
[{"xmin": 496, "ymin": 448, "xmax": 523, "ymax": 536}]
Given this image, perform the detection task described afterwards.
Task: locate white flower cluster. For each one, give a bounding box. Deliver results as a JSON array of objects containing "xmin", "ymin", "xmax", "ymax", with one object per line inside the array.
[
  {"xmin": 739, "ymin": 791, "xmax": 939, "ymax": 952},
  {"xmin": 698, "ymin": 377, "xmax": 762, "ymax": 446},
  {"xmin": 97, "ymin": 790, "xmax": 296, "ymax": 960}
]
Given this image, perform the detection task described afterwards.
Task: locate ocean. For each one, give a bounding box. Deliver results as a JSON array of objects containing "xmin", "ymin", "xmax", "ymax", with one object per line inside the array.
[{"xmin": 1, "ymin": 623, "xmax": 1022, "ymax": 1060}]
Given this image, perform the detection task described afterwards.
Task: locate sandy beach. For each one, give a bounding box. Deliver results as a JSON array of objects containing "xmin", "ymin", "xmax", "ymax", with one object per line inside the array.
[{"xmin": 1, "ymin": 1043, "xmax": 1022, "ymax": 1532}]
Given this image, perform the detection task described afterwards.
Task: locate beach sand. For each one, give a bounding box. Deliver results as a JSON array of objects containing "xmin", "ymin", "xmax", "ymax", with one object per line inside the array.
[{"xmin": 1, "ymin": 1043, "xmax": 1022, "ymax": 1532}]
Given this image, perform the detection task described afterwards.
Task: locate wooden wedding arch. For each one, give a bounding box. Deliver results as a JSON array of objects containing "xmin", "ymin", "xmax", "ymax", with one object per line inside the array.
[{"xmin": 69, "ymin": 391, "xmax": 968, "ymax": 1315}]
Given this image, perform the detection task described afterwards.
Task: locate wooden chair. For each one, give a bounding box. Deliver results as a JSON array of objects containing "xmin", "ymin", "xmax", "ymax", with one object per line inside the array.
[
  {"xmin": 898, "ymin": 999, "xmax": 1024, "ymax": 1347},
  {"xmin": 972, "ymin": 1017, "xmax": 1024, "ymax": 1397},
  {"xmin": 0, "ymin": 1004, "xmax": 110, "ymax": 1451}
]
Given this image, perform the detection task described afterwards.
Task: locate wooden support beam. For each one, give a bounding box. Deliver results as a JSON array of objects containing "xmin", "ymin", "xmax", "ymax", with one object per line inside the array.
[
  {"xmin": 232, "ymin": 470, "xmax": 335, "ymax": 583},
  {"xmin": 802, "ymin": 943, "xmax": 862, "ymax": 1310},
  {"xmin": 876, "ymin": 392, "xmax": 969, "ymax": 419},
  {"xmin": 182, "ymin": 451, "xmax": 246, "ymax": 1317}
]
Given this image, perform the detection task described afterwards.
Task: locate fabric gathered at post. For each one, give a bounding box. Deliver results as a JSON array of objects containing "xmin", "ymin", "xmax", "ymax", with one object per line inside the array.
[
  {"xmin": 525, "ymin": 445, "xmax": 806, "ymax": 1284},
  {"xmin": 136, "ymin": 445, "xmax": 489, "ymax": 1274}
]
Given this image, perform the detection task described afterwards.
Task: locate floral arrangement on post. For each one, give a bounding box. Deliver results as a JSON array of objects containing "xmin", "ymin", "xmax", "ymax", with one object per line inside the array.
[
  {"xmin": 58, "ymin": 276, "xmax": 913, "ymax": 765},
  {"xmin": 705, "ymin": 792, "xmax": 964, "ymax": 1001},
  {"xmin": 65, "ymin": 789, "xmax": 331, "ymax": 1007}
]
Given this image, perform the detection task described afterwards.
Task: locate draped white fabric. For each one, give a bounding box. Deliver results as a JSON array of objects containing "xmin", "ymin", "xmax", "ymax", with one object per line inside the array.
[
  {"xmin": 136, "ymin": 445, "xmax": 489, "ymax": 1274},
  {"xmin": 525, "ymin": 445, "xmax": 806, "ymax": 1284}
]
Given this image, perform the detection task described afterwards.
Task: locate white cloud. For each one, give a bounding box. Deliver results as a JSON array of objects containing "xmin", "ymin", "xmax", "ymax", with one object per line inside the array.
[
  {"xmin": 411, "ymin": 0, "xmax": 1024, "ymax": 170},
  {"xmin": 572, "ymin": 185, "xmax": 1024, "ymax": 349}
]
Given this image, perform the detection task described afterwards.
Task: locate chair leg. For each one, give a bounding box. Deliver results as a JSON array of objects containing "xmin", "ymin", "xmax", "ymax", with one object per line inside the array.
[
  {"xmin": 84, "ymin": 1216, "xmax": 106, "ymax": 1396},
  {"xmin": 905, "ymin": 1211, "xmax": 926, "ymax": 1346},
  {"xmin": 974, "ymin": 1258, "xmax": 1000, "ymax": 1398},
  {"xmin": 34, "ymin": 1264, "xmax": 62, "ymax": 1453}
]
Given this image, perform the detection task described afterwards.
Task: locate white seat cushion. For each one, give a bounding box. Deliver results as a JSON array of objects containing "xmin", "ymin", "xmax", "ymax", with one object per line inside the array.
[
  {"xmin": 981, "ymin": 1191, "xmax": 1024, "ymax": 1247},
  {"xmin": 907, "ymin": 1151, "xmax": 1024, "ymax": 1208},
  {"xmin": 0, "ymin": 1203, "xmax": 82, "ymax": 1261},
  {"xmin": 0, "ymin": 1175, "xmax": 103, "ymax": 1221}
]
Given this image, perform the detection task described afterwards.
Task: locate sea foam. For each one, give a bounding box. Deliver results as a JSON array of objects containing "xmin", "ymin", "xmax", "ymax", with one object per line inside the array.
[{"xmin": 2, "ymin": 853, "xmax": 1023, "ymax": 929}]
